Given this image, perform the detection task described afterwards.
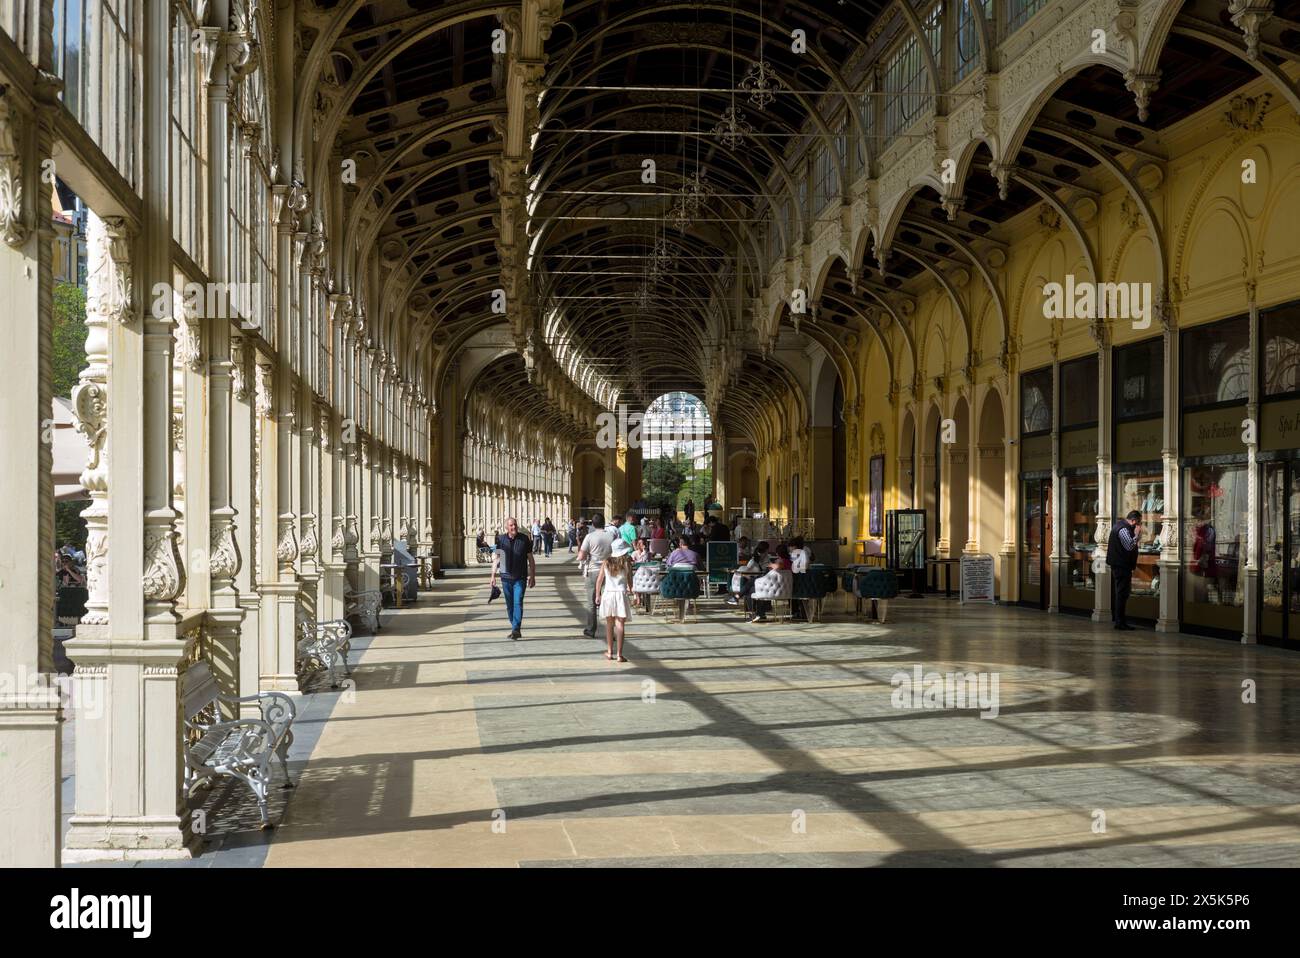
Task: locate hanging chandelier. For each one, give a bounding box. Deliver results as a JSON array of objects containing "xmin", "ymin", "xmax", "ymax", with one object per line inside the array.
[
  {"xmin": 712, "ymin": 105, "xmax": 752, "ymax": 149},
  {"xmin": 740, "ymin": 60, "xmax": 781, "ymax": 108}
]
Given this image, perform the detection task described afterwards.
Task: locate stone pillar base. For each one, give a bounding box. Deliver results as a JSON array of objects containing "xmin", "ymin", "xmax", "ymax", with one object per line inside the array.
[
  {"xmin": 322, "ymin": 562, "xmax": 349, "ymax": 620},
  {"xmin": 63, "ymin": 815, "xmax": 197, "ymax": 862},
  {"xmin": 1242, "ymin": 568, "xmax": 1259, "ymax": 644},
  {"xmin": 0, "ymin": 690, "xmax": 63, "ymax": 866}
]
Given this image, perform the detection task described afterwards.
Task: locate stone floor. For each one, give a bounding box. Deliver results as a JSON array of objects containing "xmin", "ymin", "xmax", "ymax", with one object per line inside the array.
[{"xmin": 77, "ymin": 552, "xmax": 1300, "ymax": 866}]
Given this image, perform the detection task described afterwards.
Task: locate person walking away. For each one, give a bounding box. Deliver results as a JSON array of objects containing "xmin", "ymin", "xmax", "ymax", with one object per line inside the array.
[
  {"xmin": 1106, "ymin": 509, "xmax": 1142, "ymax": 630},
  {"xmin": 490, "ymin": 517, "xmax": 535, "ymax": 640},
  {"xmin": 566, "ymin": 518, "xmax": 577, "ymax": 553},
  {"xmin": 596, "ymin": 539, "xmax": 634, "ymax": 662},
  {"xmin": 541, "ymin": 517, "xmax": 555, "ymax": 557},
  {"xmin": 576, "ymin": 512, "xmax": 616, "ymax": 637}
]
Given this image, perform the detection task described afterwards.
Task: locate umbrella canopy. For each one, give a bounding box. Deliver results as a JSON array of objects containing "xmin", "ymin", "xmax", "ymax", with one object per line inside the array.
[{"xmin": 52, "ymin": 396, "xmax": 90, "ymax": 502}]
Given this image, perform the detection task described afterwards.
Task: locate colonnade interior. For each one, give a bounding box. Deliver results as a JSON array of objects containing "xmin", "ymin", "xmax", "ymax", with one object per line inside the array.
[{"xmin": 2, "ymin": 0, "xmax": 1300, "ymax": 869}]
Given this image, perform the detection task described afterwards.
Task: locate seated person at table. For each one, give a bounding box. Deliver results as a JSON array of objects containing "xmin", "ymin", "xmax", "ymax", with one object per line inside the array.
[
  {"xmin": 631, "ymin": 538, "xmax": 650, "ymax": 563},
  {"xmin": 666, "ymin": 536, "xmax": 700, "ymax": 568},
  {"xmin": 748, "ymin": 552, "xmax": 787, "ymax": 623},
  {"xmin": 736, "ymin": 536, "xmax": 752, "ymax": 563},
  {"xmin": 788, "ymin": 536, "xmax": 812, "ymax": 574},
  {"xmin": 728, "ymin": 540, "xmax": 768, "ymax": 606}
]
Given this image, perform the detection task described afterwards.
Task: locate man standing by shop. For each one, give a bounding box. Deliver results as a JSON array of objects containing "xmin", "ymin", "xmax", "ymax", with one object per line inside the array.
[
  {"xmin": 576, "ymin": 512, "xmax": 615, "ymax": 638},
  {"xmin": 1106, "ymin": 509, "xmax": 1142, "ymax": 631},
  {"xmin": 490, "ymin": 516, "xmax": 536, "ymax": 640}
]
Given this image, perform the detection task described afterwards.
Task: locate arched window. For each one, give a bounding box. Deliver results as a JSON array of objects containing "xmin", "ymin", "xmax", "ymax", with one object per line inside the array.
[{"xmin": 642, "ymin": 392, "xmax": 713, "ymax": 511}]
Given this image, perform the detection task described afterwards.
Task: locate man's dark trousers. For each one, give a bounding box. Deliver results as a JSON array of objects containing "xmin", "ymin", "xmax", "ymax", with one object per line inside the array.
[
  {"xmin": 1112, "ymin": 568, "xmax": 1132, "ymax": 627},
  {"xmin": 584, "ymin": 571, "xmax": 599, "ymax": 634}
]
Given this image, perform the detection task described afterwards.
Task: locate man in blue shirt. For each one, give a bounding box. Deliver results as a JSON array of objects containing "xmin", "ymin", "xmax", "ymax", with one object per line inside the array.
[{"xmin": 490, "ymin": 517, "xmax": 535, "ymax": 640}]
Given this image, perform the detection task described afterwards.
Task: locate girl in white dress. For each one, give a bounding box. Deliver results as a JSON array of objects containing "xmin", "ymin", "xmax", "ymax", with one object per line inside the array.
[{"xmin": 596, "ymin": 539, "xmax": 634, "ymax": 662}]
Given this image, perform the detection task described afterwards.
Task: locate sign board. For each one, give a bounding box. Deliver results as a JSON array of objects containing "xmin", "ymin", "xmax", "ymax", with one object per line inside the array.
[{"xmin": 960, "ymin": 553, "xmax": 996, "ymax": 604}]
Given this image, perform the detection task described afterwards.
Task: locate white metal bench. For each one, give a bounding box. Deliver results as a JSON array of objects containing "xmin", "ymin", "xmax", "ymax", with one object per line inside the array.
[
  {"xmin": 182, "ymin": 661, "xmax": 296, "ymax": 830},
  {"xmin": 296, "ymin": 614, "xmax": 353, "ymax": 689},
  {"xmin": 344, "ymin": 590, "xmax": 383, "ymax": 633}
]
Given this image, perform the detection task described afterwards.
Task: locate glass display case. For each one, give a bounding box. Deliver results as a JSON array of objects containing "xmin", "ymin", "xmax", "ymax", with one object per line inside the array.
[
  {"xmin": 1114, "ymin": 471, "xmax": 1165, "ymax": 615},
  {"xmin": 1182, "ymin": 464, "xmax": 1248, "ymax": 631},
  {"xmin": 1063, "ymin": 477, "xmax": 1098, "ymax": 604}
]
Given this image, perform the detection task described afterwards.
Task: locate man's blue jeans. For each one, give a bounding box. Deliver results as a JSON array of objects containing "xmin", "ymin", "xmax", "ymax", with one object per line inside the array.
[{"xmin": 501, "ymin": 576, "xmax": 526, "ymax": 632}]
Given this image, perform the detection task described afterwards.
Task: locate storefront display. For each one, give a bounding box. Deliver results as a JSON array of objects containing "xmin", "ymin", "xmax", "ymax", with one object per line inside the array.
[
  {"xmin": 1019, "ymin": 366, "xmax": 1054, "ymax": 609},
  {"xmin": 1260, "ymin": 462, "xmax": 1298, "ymax": 640},
  {"xmin": 1114, "ymin": 471, "xmax": 1164, "ymax": 616},
  {"xmin": 1179, "ymin": 317, "xmax": 1250, "ymax": 635},
  {"xmin": 1112, "ymin": 338, "xmax": 1165, "ymax": 623},
  {"xmin": 1258, "ymin": 300, "xmax": 1300, "ymax": 644},
  {"xmin": 1181, "ymin": 464, "xmax": 1248, "ymax": 631},
  {"xmin": 1064, "ymin": 477, "xmax": 1098, "ymax": 594}
]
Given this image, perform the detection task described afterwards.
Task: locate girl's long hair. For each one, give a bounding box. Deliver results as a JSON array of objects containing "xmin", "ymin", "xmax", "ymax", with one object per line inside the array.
[{"xmin": 603, "ymin": 553, "xmax": 633, "ymax": 582}]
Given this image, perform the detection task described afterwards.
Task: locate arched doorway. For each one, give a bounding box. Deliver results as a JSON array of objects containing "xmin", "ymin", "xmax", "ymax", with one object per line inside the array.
[{"xmin": 808, "ymin": 351, "xmax": 844, "ymax": 543}]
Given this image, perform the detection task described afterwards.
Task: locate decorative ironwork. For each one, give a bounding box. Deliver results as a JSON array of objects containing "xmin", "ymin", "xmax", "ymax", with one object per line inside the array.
[
  {"xmin": 740, "ymin": 60, "xmax": 782, "ymax": 108},
  {"xmin": 711, "ymin": 105, "xmax": 753, "ymax": 149}
]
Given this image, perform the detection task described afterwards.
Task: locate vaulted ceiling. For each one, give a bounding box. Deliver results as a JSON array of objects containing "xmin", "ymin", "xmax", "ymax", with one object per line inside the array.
[{"xmin": 303, "ymin": 0, "xmax": 1281, "ymax": 442}]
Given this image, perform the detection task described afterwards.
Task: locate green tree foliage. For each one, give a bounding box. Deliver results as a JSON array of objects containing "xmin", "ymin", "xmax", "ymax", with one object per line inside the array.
[
  {"xmin": 52, "ymin": 282, "xmax": 90, "ymax": 548},
  {"xmin": 677, "ymin": 468, "xmax": 713, "ymax": 512},
  {"xmin": 52, "ymin": 282, "xmax": 88, "ymax": 398},
  {"xmin": 641, "ymin": 454, "xmax": 686, "ymax": 509},
  {"xmin": 55, "ymin": 500, "xmax": 87, "ymax": 550}
]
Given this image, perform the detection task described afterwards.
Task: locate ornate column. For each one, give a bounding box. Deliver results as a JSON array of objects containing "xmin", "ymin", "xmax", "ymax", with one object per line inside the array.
[
  {"xmin": 262, "ymin": 179, "xmax": 303, "ymax": 691},
  {"xmin": 254, "ymin": 356, "xmax": 290, "ymax": 690},
  {"xmin": 1092, "ymin": 321, "xmax": 1114, "ymax": 623},
  {"xmin": 1243, "ymin": 281, "xmax": 1260, "ymax": 644},
  {"xmin": 320, "ymin": 401, "xmax": 347, "ymax": 621},
  {"xmin": 230, "ymin": 333, "xmax": 261, "ymax": 707},
  {"xmin": 65, "ymin": 0, "xmax": 189, "ymax": 857},
  {"xmin": 1048, "ymin": 355, "xmax": 1063, "ymax": 614},
  {"xmin": 206, "ymin": 32, "xmax": 245, "ymax": 709},
  {"xmin": 360, "ymin": 436, "xmax": 380, "ymax": 592},
  {"xmin": 0, "ymin": 82, "xmax": 62, "ymax": 866},
  {"xmin": 1157, "ymin": 301, "xmax": 1181, "ymax": 632}
]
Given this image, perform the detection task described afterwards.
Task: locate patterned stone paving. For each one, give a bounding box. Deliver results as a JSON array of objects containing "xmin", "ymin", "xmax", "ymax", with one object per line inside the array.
[{"xmin": 75, "ymin": 553, "xmax": 1300, "ymax": 866}]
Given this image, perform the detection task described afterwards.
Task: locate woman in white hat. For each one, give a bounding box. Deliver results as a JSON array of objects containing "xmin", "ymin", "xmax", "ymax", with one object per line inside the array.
[{"xmin": 596, "ymin": 538, "xmax": 634, "ymax": 662}]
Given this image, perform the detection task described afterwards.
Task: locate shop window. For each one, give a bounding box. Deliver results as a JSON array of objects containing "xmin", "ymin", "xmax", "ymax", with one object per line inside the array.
[
  {"xmin": 1263, "ymin": 301, "xmax": 1300, "ymax": 397},
  {"xmin": 1020, "ymin": 367, "xmax": 1052, "ymax": 435},
  {"xmin": 1114, "ymin": 337, "xmax": 1164, "ymax": 419},
  {"xmin": 1182, "ymin": 464, "xmax": 1249, "ymax": 626},
  {"xmin": 1181, "ymin": 316, "xmax": 1249, "ymax": 407},
  {"xmin": 1114, "ymin": 470, "xmax": 1165, "ymax": 615},
  {"xmin": 1059, "ymin": 354, "xmax": 1098, "ymax": 428}
]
